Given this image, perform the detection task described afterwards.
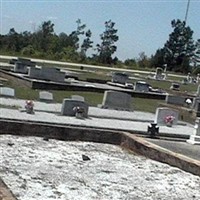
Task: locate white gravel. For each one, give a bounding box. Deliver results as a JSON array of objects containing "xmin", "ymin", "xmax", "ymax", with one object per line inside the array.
[{"xmin": 0, "ymin": 135, "xmax": 200, "ymax": 200}]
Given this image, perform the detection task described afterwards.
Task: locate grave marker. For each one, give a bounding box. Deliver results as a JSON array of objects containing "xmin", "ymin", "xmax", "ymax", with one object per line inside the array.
[
  {"xmin": 0, "ymin": 87, "xmax": 15, "ymax": 97},
  {"xmin": 39, "ymin": 91, "xmax": 53, "ymax": 102},
  {"xmin": 71, "ymin": 95, "xmax": 85, "ymax": 102},
  {"xmin": 187, "ymin": 118, "xmax": 200, "ymax": 145},
  {"xmin": 101, "ymin": 90, "xmax": 132, "ymax": 111},
  {"xmin": 61, "ymin": 98, "xmax": 89, "ymax": 117},
  {"xmin": 154, "ymin": 107, "xmax": 179, "ymax": 126},
  {"xmin": 165, "ymin": 94, "xmax": 185, "ymax": 106}
]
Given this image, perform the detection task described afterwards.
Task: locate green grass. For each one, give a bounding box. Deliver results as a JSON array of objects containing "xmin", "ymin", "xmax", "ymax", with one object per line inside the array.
[{"xmin": 134, "ymin": 98, "xmax": 165, "ymax": 113}]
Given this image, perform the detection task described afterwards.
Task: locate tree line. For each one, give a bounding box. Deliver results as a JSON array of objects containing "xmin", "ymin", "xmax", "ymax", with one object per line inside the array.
[{"xmin": 0, "ymin": 18, "xmax": 199, "ymax": 74}]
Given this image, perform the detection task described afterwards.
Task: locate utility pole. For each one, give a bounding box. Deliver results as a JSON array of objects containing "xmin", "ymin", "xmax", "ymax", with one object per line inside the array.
[{"xmin": 185, "ymin": 0, "xmax": 191, "ymax": 24}]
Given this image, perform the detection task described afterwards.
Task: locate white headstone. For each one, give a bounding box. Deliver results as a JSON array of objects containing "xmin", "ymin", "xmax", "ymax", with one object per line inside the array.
[
  {"xmin": 187, "ymin": 118, "xmax": 200, "ymax": 145},
  {"xmin": 154, "ymin": 107, "xmax": 179, "ymax": 126},
  {"xmin": 71, "ymin": 95, "xmax": 85, "ymax": 102},
  {"xmin": 0, "ymin": 87, "xmax": 15, "ymax": 97},
  {"xmin": 39, "ymin": 91, "xmax": 53, "ymax": 102}
]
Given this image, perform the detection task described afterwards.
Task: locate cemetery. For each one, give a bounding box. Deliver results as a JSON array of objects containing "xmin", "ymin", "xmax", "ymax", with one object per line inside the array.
[{"xmin": 0, "ymin": 58, "xmax": 200, "ymax": 199}]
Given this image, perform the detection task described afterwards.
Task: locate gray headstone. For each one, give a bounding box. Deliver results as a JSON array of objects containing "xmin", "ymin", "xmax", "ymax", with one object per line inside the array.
[
  {"xmin": 0, "ymin": 87, "xmax": 15, "ymax": 97},
  {"xmin": 28, "ymin": 66, "xmax": 65, "ymax": 82},
  {"xmin": 61, "ymin": 99, "xmax": 89, "ymax": 117},
  {"xmin": 14, "ymin": 62, "xmax": 28, "ymax": 74},
  {"xmin": 71, "ymin": 95, "xmax": 85, "ymax": 102},
  {"xmin": 101, "ymin": 90, "xmax": 132, "ymax": 111},
  {"xmin": 112, "ymin": 72, "xmax": 129, "ymax": 84},
  {"xmin": 165, "ymin": 95, "xmax": 185, "ymax": 106},
  {"xmin": 196, "ymin": 85, "xmax": 200, "ymax": 97},
  {"xmin": 154, "ymin": 107, "xmax": 179, "ymax": 125},
  {"xmin": 39, "ymin": 91, "xmax": 53, "ymax": 102},
  {"xmin": 134, "ymin": 81, "xmax": 149, "ymax": 92}
]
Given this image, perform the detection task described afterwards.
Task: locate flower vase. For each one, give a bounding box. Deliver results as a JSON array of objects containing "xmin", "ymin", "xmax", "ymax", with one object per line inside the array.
[{"xmin": 166, "ymin": 122, "xmax": 173, "ymax": 127}]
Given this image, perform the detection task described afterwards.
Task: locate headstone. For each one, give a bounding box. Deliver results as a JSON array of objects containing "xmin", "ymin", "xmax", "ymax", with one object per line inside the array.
[
  {"xmin": 101, "ymin": 90, "xmax": 132, "ymax": 111},
  {"xmin": 154, "ymin": 107, "xmax": 179, "ymax": 126},
  {"xmin": 165, "ymin": 94, "xmax": 185, "ymax": 106},
  {"xmin": 39, "ymin": 91, "xmax": 53, "ymax": 102},
  {"xmin": 170, "ymin": 83, "xmax": 180, "ymax": 91},
  {"xmin": 187, "ymin": 118, "xmax": 200, "ymax": 145},
  {"xmin": 0, "ymin": 87, "xmax": 15, "ymax": 97},
  {"xmin": 28, "ymin": 66, "xmax": 65, "ymax": 82},
  {"xmin": 187, "ymin": 72, "xmax": 192, "ymax": 83},
  {"xmin": 154, "ymin": 67, "xmax": 164, "ymax": 80},
  {"xmin": 194, "ymin": 101, "xmax": 200, "ymax": 117},
  {"xmin": 134, "ymin": 81, "xmax": 150, "ymax": 92},
  {"xmin": 14, "ymin": 61, "xmax": 28, "ymax": 74},
  {"xmin": 112, "ymin": 72, "xmax": 129, "ymax": 85},
  {"xmin": 196, "ymin": 85, "xmax": 200, "ymax": 97},
  {"xmin": 71, "ymin": 95, "xmax": 85, "ymax": 102},
  {"xmin": 61, "ymin": 98, "xmax": 89, "ymax": 117},
  {"xmin": 192, "ymin": 97, "xmax": 200, "ymax": 111}
]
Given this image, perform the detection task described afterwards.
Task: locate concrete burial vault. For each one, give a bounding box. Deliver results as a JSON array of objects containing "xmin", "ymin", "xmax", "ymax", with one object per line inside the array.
[{"xmin": 1, "ymin": 119, "xmax": 200, "ymax": 175}]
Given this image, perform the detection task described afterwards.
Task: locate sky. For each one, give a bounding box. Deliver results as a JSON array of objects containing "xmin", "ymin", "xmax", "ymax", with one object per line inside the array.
[{"xmin": 0, "ymin": 0, "xmax": 200, "ymax": 61}]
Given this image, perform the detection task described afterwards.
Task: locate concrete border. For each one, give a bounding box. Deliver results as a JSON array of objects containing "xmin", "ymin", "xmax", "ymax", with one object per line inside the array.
[
  {"xmin": 0, "ymin": 179, "xmax": 17, "ymax": 200},
  {"xmin": 0, "ymin": 119, "xmax": 199, "ymax": 177}
]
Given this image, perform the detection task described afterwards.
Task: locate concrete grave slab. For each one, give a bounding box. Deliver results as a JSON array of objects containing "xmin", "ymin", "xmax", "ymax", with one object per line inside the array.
[
  {"xmin": 0, "ymin": 87, "xmax": 15, "ymax": 97},
  {"xmin": 154, "ymin": 107, "xmax": 179, "ymax": 126},
  {"xmin": 101, "ymin": 90, "xmax": 132, "ymax": 111}
]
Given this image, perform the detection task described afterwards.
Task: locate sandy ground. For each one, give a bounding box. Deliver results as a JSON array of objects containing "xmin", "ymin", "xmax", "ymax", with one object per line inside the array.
[{"xmin": 0, "ymin": 135, "xmax": 200, "ymax": 200}]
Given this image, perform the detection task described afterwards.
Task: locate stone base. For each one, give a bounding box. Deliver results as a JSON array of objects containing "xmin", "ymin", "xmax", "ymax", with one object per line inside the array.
[{"xmin": 187, "ymin": 135, "xmax": 200, "ymax": 145}]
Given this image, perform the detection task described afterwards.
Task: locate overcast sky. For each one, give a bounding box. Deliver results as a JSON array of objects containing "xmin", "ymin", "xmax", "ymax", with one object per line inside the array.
[{"xmin": 0, "ymin": 0, "xmax": 199, "ymax": 61}]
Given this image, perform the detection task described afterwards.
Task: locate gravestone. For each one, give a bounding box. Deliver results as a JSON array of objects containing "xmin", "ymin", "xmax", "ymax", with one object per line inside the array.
[
  {"xmin": 101, "ymin": 90, "xmax": 132, "ymax": 111},
  {"xmin": 134, "ymin": 81, "xmax": 150, "ymax": 92},
  {"xmin": 154, "ymin": 67, "xmax": 164, "ymax": 80},
  {"xmin": 61, "ymin": 98, "xmax": 89, "ymax": 117},
  {"xmin": 165, "ymin": 95, "xmax": 185, "ymax": 106},
  {"xmin": 193, "ymin": 101, "xmax": 200, "ymax": 117},
  {"xmin": 14, "ymin": 61, "xmax": 29, "ymax": 74},
  {"xmin": 112, "ymin": 72, "xmax": 129, "ymax": 85},
  {"xmin": 170, "ymin": 83, "xmax": 180, "ymax": 91},
  {"xmin": 39, "ymin": 91, "xmax": 53, "ymax": 102},
  {"xmin": 154, "ymin": 107, "xmax": 179, "ymax": 125},
  {"xmin": 28, "ymin": 66, "xmax": 65, "ymax": 82},
  {"xmin": 187, "ymin": 118, "xmax": 200, "ymax": 145},
  {"xmin": 71, "ymin": 95, "xmax": 85, "ymax": 102},
  {"xmin": 0, "ymin": 87, "xmax": 15, "ymax": 97},
  {"xmin": 196, "ymin": 85, "xmax": 200, "ymax": 97}
]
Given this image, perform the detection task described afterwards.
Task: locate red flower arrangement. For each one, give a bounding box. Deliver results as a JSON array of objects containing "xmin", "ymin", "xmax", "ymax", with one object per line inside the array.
[{"xmin": 164, "ymin": 115, "xmax": 175, "ymax": 124}]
